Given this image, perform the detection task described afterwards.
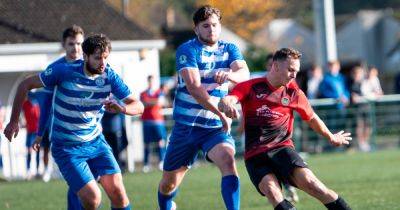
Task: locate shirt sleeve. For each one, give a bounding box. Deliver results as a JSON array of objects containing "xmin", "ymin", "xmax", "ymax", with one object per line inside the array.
[
  {"xmin": 294, "ymin": 89, "xmax": 314, "ymax": 121},
  {"xmin": 108, "ymin": 69, "xmax": 132, "ymax": 101},
  {"xmin": 227, "ymin": 43, "xmax": 244, "ymax": 65},
  {"xmin": 39, "ymin": 64, "xmax": 63, "ymax": 88},
  {"xmin": 176, "ymin": 43, "xmax": 198, "ymax": 72},
  {"xmin": 230, "ymin": 80, "xmax": 251, "ymax": 102}
]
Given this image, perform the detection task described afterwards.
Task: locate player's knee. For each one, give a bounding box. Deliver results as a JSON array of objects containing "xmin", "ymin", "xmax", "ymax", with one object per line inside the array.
[
  {"xmin": 217, "ymin": 151, "xmax": 236, "ymax": 168},
  {"xmin": 80, "ymin": 190, "xmax": 102, "ymax": 209},
  {"xmin": 159, "ymin": 180, "xmax": 177, "ymax": 194}
]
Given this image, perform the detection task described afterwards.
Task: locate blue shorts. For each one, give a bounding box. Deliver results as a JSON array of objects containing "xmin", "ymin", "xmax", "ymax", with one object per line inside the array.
[
  {"xmin": 143, "ymin": 121, "xmax": 167, "ymax": 143},
  {"xmin": 26, "ymin": 132, "xmax": 37, "ymax": 147},
  {"xmin": 163, "ymin": 122, "xmax": 235, "ymax": 171},
  {"xmin": 51, "ymin": 135, "xmax": 120, "ymax": 193}
]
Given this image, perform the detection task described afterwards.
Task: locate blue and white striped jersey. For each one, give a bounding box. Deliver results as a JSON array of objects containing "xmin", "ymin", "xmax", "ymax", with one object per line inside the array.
[
  {"xmin": 174, "ymin": 38, "xmax": 243, "ymax": 128},
  {"xmin": 39, "ymin": 61, "xmax": 131, "ymax": 144},
  {"xmin": 37, "ymin": 57, "xmax": 82, "ymax": 137}
]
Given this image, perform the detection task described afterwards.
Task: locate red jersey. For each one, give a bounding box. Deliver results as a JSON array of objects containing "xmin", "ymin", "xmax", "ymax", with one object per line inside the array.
[
  {"xmin": 22, "ymin": 100, "xmax": 40, "ymax": 133},
  {"xmin": 140, "ymin": 89, "xmax": 164, "ymax": 121},
  {"xmin": 230, "ymin": 77, "xmax": 314, "ymax": 160}
]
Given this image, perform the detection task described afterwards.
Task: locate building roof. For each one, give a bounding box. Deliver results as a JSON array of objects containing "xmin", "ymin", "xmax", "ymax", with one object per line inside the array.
[{"xmin": 0, "ymin": 0, "xmax": 155, "ymax": 44}]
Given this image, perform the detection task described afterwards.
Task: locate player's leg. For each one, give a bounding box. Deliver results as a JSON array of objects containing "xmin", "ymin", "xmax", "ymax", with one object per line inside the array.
[
  {"xmin": 77, "ymin": 181, "xmax": 102, "ymax": 210},
  {"xmin": 99, "ymin": 173, "xmax": 130, "ymax": 209},
  {"xmin": 290, "ymin": 167, "xmax": 351, "ymax": 209},
  {"xmin": 245, "ymin": 151, "xmax": 296, "ymax": 210},
  {"xmin": 158, "ymin": 122, "xmax": 198, "ymax": 210},
  {"xmin": 158, "ymin": 167, "xmax": 188, "ymax": 210},
  {"xmin": 88, "ymin": 137, "xmax": 131, "ymax": 209},
  {"xmin": 204, "ymin": 131, "xmax": 239, "ymax": 210}
]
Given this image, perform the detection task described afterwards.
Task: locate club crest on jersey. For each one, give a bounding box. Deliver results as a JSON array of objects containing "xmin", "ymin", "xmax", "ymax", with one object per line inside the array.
[
  {"xmin": 95, "ymin": 77, "xmax": 105, "ymax": 86},
  {"xmin": 281, "ymin": 97, "xmax": 290, "ymax": 106},
  {"xmin": 44, "ymin": 67, "xmax": 53, "ymax": 76},
  {"xmin": 179, "ymin": 55, "xmax": 187, "ymax": 64}
]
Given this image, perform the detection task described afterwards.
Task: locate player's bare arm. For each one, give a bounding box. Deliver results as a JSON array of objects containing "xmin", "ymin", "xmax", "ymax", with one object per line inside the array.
[
  {"xmin": 306, "ymin": 113, "xmax": 352, "ymax": 146},
  {"xmin": 4, "ymin": 75, "xmax": 44, "ymax": 141},
  {"xmin": 218, "ymin": 95, "xmax": 240, "ymax": 119},
  {"xmin": 214, "ymin": 60, "xmax": 249, "ymax": 85},
  {"xmin": 181, "ymin": 68, "xmax": 231, "ymax": 132},
  {"xmin": 103, "ymin": 96, "xmax": 144, "ymax": 116}
]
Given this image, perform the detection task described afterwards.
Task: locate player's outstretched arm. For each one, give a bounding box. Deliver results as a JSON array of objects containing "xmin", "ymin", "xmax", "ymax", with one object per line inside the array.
[
  {"xmin": 218, "ymin": 96, "xmax": 240, "ymax": 119},
  {"xmin": 306, "ymin": 113, "xmax": 352, "ymax": 146},
  {"xmin": 4, "ymin": 75, "xmax": 44, "ymax": 141}
]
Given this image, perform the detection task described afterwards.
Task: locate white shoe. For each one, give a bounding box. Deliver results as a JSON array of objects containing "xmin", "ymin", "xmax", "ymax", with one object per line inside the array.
[
  {"xmin": 158, "ymin": 161, "xmax": 164, "ymax": 171},
  {"xmin": 42, "ymin": 171, "xmax": 51, "ymax": 182},
  {"xmin": 157, "ymin": 201, "xmax": 177, "ymax": 210},
  {"xmin": 142, "ymin": 165, "xmax": 151, "ymax": 173},
  {"xmin": 171, "ymin": 201, "xmax": 177, "ymax": 210}
]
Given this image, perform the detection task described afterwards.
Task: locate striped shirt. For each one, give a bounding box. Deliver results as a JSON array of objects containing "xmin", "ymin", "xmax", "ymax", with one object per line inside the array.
[
  {"xmin": 36, "ymin": 57, "xmax": 82, "ymax": 136},
  {"xmin": 174, "ymin": 38, "xmax": 243, "ymax": 128},
  {"xmin": 39, "ymin": 61, "xmax": 131, "ymax": 144}
]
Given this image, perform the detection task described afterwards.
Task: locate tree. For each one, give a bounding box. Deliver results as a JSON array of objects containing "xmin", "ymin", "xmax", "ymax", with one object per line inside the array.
[{"xmin": 198, "ymin": 0, "xmax": 283, "ymax": 40}]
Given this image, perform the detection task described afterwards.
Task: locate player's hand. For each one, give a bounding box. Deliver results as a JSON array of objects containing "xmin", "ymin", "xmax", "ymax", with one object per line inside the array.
[
  {"xmin": 218, "ymin": 99, "xmax": 240, "ymax": 119},
  {"xmin": 103, "ymin": 99, "xmax": 125, "ymax": 114},
  {"xmin": 32, "ymin": 136, "xmax": 43, "ymax": 152},
  {"xmin": 329, "ymin": 130, "xmax": 352, "ymax": 146},
  {"xmin": 219, "ymin": 113, "xmax": 232, "ymax": 134},
  {"xmin": 3, "ymin": 121, "xmax": 19, "ymax": 142},
  {"xmin": 214, "ymin": 70, "xmax": 231, "ymax": 84}
]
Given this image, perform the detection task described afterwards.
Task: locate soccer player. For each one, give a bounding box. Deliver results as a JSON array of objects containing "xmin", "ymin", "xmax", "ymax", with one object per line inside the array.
[
  {"xmin": 33, "ymin": 25, "xmax": 84, "ymax": 182},
  {"xmin": 218, "ymin": 48, "xmax": 352, "ymax": 210},
  {"xmin": 157, "ymin": 5, "xmax": 249, "ymax": 210},
  {"xmin": 140, "ymin": 75, "xmax": 167, "ymax": 172},
  {"xmin": 32, "ymin": 25, "xmax": 85, "ymax": 210},
  {"xmin": 4, "ymin": 34, "xmax": 144, "ymax": 210}
]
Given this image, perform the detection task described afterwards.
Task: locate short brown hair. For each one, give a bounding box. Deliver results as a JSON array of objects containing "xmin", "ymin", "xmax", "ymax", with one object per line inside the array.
[
  {"xmin": 273, "ymin": 48, "xmax": 302, "ymax": 61},
  {"xmin": 193, "ymin": 5, "xmax": 221, "ymax": 25},
  {"xmin": 62, "ymin": 25, "xmax": 84, "ymax": 42},
  {"xmin": 82, "ymin": 34, "xmax": 111, "ymax": 56}
]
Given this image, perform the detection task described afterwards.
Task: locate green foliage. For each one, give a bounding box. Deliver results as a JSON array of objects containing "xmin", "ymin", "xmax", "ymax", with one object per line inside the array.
[
  {"xmin": 159, "ymin": 48, "xmax": 176, "ymax": 77},
  {"xmin": 243, "ymin": 45, "xmax": 270, "ymax": 72}
]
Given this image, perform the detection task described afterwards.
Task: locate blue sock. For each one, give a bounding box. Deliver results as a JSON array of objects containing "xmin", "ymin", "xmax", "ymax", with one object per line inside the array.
[
  {"xmin": 158, "ymin": 189, "xmax": 177, "ymax": 210},
  {"xmin": 144, "ymin": 144, "xmax": 150, "ymax": 166},
  {"xmin": 26, "ymin": 153, "xmax": 31, "ymax": 170},
  {"xmin": 221, "ymin": 175, "xmax": 240, "ymax": 210},
  {"xmin": 111, "ymin": 203, "xmax": 131, "ymax": 210},
  {"xmin": 35, "ymin": 151, "xmax": 40, "ymax": 172},
  {"xmin": 67, "ymin": 188, "xmax": 83, "ymax": 210}
]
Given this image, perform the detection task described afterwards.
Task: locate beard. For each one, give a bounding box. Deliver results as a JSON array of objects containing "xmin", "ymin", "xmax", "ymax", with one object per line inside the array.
[
  {"xmin": 198, "ymin": 34, "xmax": 217, "ymax": 45},
  {"xmin": 86, "ymin": 60, "xmax": 104, "ymax": 75}
]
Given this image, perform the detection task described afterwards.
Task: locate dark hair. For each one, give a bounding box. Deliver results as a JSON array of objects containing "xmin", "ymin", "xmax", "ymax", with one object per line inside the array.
[
  {"xmin": 62, "ymin": 25, "xmax": 84, "ymax": 42},
  {"xmin": 273, "ymin": 48, "xmax": 302, "ymax": 61},
  {"xmin": 193, "ymin": 5, "xmax": 221, "ymax": 25},
  {"xmin": 266, "ymin": 53, "xmax": 274, "ymax": 63},
  {"xmin": 147, "ymin": 75, "xmax": 154, "ymax": 81},
  {"xmin": 82, "ymin": 34, "xmax": 111, "ymax": 56}
]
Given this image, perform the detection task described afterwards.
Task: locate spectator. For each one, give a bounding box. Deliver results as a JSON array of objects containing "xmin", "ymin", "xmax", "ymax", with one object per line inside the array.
[
  {"xmin": 362, "ymin": 66, "xmax": 383, "ymax": 100},
  {"xmin": 307, "ymin": 65, "xmax": 323, "ymax": 99},
  {"xmin": 140, "ymin": 75, "xmax": 167, "ymax": 172},
  {"xmin": 22, "ymin": 91, "xmax": 40, "ymax": 179},
  {"xmin": 349, "ymin": 66, "xmax": 371, "ymax": 152}
]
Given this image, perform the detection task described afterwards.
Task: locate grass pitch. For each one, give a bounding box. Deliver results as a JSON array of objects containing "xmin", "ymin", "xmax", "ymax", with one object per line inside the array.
[{"xmin": 0, "ymin": 149, "xmax": 399, "ymax": 210}]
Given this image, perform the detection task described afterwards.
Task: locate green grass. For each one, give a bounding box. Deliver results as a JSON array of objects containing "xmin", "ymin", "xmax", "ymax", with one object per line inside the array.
[{"xmin": 1, "ymin": 150, "xmax": 399, "ymax": 210}]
